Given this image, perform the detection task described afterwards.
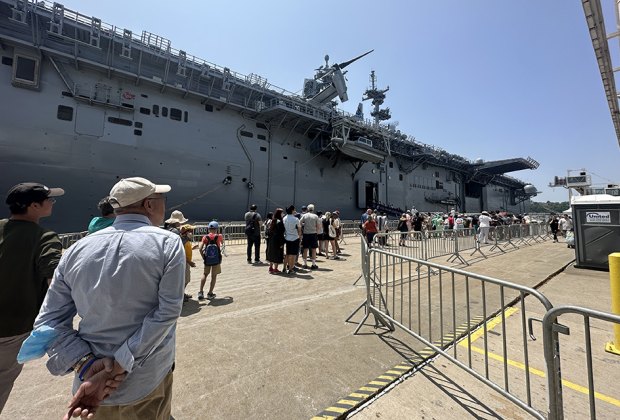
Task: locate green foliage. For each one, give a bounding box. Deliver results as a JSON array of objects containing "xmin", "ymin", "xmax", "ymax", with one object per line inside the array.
[{"xmin": 529, "ymin": 201, "xmax": 570, "ymax": 214}]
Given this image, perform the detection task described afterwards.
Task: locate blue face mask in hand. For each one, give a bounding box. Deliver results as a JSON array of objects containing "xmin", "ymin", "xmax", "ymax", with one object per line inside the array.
[{"xmin": 16, "ymin": 325, "xmax": 59, "ymax": 363}]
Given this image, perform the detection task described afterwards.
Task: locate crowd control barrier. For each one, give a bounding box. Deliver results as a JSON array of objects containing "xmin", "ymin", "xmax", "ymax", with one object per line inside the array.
[{"xmin": 351, "ymin": 246, "xmax": 554, "ymax": 418}]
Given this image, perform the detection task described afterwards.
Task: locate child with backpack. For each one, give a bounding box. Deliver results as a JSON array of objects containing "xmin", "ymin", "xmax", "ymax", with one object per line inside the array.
[{"xmin": 198, "ymin": 221, "xmax": 224, "ymax": 300}]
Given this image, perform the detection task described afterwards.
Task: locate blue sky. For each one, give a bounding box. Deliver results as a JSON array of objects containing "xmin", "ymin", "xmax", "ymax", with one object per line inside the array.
[{"xmin": 59, "ymin": 0, "xmax": 619, "ymax": 202}]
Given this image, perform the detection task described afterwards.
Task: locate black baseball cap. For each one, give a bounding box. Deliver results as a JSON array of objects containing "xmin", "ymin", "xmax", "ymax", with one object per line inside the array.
[{"xmin": 6, "ymin": 183, "xmax": 64, "ymax": 207}]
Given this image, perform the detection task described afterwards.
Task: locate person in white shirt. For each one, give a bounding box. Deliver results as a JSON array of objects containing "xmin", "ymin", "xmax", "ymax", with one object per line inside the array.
[{"xmin": 478, "ymin": 211, "xmax": 492, "ymax": 244}]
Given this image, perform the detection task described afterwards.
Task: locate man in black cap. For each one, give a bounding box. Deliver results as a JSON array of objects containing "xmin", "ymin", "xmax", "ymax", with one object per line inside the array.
[{"xmin": 0, "ymin": 182, "xmax": 63, "ymax": 413}]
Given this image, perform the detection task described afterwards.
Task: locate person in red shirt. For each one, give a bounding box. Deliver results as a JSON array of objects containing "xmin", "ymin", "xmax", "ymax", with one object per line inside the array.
[{"xmin": 362, "ymin": 217, "xmax": 378, "ymax": 247}]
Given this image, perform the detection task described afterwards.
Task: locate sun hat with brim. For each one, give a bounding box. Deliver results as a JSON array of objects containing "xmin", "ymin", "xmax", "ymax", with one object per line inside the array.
[
  {"xmin": 481, "ymin": 211, "xmax": 489, "ymax": 215},
  {"xmin": 6, "ymin": 183, "xmax": 64, "ymax": 207},
  {"xmin": 108, "ymin": 177, "xmax": 170, "ymax": 208},
  {"xmin": 165, "ymin": 210, "xmax": 188, "ymax": 224}
]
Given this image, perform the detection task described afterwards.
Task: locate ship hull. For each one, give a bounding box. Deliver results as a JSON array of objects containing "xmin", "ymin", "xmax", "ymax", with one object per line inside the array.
[{"xmin": 0, "ymin": 2, "xmax": 529, "ymax": 232}]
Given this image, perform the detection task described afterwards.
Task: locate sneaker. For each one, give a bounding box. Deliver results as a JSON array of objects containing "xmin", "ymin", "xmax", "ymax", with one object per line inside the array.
[
  {"xmin": 247, "ymin": 259, "xmax": 252, "ymax": 264},
  {"xmin": 332, "ymin": 256, "xmax": 340, "ymax": 260},
  {"xmin": 303, "ymin": 264, "xmax": 310, "ymax": 269},
  {"xmin": 183, "ymin": 294, "xmax": 190, "ymax": 302},
  {"xmin": 197, "ymin": 291, "xmax": 205, "ymax": 300},
  {"xmin": 310, "ymin": 264, "xmax": 318, "ymax": 270},
  {"xmin": 254, "ymin": 260, "xmax": 262, "ymax": 264},
  {"xmin": 207, "ymin": 292, "xmax": 216, "ymax": 300},
  {"xmin": 269, "ymin": 267, "xmax": 275, "ymax": 273},
  {"xmin": 273, "ymin": 268, "xmax": 281, "ymax": 273}
]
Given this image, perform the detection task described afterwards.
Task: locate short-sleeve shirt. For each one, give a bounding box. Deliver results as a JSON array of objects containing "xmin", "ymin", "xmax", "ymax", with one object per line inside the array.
[
  {"xmin": 283, "ymin": 214, "xmax": 300, "ymax": 241},
  {"xmin": 300, "ymin": 212, "xmax": 320, "ymax": 234},
  {"xmin": 244, "ymin": 211, "xmax": 262, "ymax": 237}
]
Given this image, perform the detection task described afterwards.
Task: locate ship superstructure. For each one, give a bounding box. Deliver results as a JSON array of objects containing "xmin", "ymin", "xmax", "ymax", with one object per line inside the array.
[{"xmin": 0, "ymin": 1, "xmax": 539, "ymax": 232}]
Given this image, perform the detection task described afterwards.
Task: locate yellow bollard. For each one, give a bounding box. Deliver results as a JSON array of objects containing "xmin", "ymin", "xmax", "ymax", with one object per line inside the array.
[{"xmin": 606, "ymin": 252, "xmax": 620, "ymax": 355}]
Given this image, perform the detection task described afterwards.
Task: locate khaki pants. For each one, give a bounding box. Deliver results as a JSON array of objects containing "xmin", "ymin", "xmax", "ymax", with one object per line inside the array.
[
  {"xmin": 95, "ymin": 370, "xmax": 173, "ymax": 420},
  {"xmin": 0, "ymin": 332, "xmax": 29, "ymax": 414}
]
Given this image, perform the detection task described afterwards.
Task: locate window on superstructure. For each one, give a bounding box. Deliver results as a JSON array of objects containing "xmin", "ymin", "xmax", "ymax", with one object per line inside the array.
[
  {"xmin": 107, "ymin": 117, "xmax": 132, "ymax": 126},
  {"xmin": 205, "ymin": 104, "xmax": 213, "ymax": 112},
  {"xmin": 14, "ymin": 56, "xmax": 36, "ymax": 82},
  {"xmin": 436, "ymin": 180, "xmax": 443, "ymax": 190},
  {"xmin": 257, "ymin": 134, "xmax": 266, "ymax": 140},
  {"xmin": 61, "ymin": 91, "xmax": 73, "ymax": 97},
  {"xmin": 260, "ymin": 146, "xmax": 267, "ymax": 152},
  {"xmin": 184, "ymin": 111, "xmax": 188, "ymax": 123},
  {"xmin": 388, "ymin": 162, "xmax": 393, "ymax": 168},
  {"xmin": 240, "ymin": 131, "xmax": 253, "ymax": 138},
  {"xmin": 435, "ymin": 171, "xmax": 440, "ymax": 178},
  {"xmin": 170, "ymin": 108, "xmax": 182, "ymax": 121},
  {"xmin": 1, "ymin": 56, "xmax": 13, "ymax": 66},
  {"xmin": 256, "ymin": 122, "xmax": 267, "ymax": 130},
  {"xmin": 57, "ymin": 105, "xmax": 73, "ymax": 121},
  {"xmin": 139, "ymin": 107, "xmax": 151, "ymax": 115},
  {"xmin": 399, "ymin": 174, "xmax": 403, "ymax": 181},
  {"xmin": 152, "ymin": 105, "xmax": 159, "ymax": 116},
  {"xmin": 134, "ymin": 130, "xmax": 142, "ymax": 136},
  {"xmin": 135, "ymin": 122, "xmax": 143, "ymax": 128},
  {"xmin": 162, "ymin": 107, "xmax": 168, "ymax": 117}
]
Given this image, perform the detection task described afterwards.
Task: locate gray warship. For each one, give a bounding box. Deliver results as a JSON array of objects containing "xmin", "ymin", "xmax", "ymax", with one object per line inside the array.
[{"xmin": 0, "ymin": 1, "xmax": 540, "ymax": 232}]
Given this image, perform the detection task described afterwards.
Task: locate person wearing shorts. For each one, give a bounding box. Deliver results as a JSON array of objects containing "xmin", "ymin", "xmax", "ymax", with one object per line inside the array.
[
  {"xmin": 283, "ymin": 205, "xmax": 301, "ymax": 275},
  {"xmin": 198, "ymin": 221, "xmax": 223, "ymax": 300},
  {"xmin": 300, "ymin": 204, "xmax": 320, "ymax": 269}
]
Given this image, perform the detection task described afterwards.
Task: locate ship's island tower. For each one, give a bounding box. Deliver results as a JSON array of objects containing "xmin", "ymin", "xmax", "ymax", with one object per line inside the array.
[{"xmin": 363, "ymin": 71, "xmax": 391, "ymax": 127}]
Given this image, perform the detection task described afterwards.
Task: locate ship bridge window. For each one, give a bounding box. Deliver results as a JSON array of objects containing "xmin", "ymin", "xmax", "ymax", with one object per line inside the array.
[
  {"xmin": 240, "ymin": 131, "xmax": 253, "ymax": 138},
  {"xmin": 57, "ymin": 105, "xmax": 73, "ymax": 121},
  {"xmin": 12, "ymin": 54, "xmax": 40, "ymax": 89},
  {"xmin": 107, "ymin": 116, "xmax": 132, "ymax": 126},
  {"xmin": 162, "ymin": 107, "xmax": 168, "ymax": 117},
  {"xmin": 170, "ymin": 108, "xmax": 182, "ymax": 121},
  {"xmin": 140, "ymin": 107, "xmax": 151, "ymax": 115},
  {"xmin": 152, "ymin": 105, "xmax": 159, "ymax": 116}
]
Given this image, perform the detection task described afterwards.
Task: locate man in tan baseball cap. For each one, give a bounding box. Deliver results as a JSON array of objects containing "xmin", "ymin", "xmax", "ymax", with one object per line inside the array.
[{"xmin": 31, "ymin": 176, "xmax": 184, "ymax": 418}]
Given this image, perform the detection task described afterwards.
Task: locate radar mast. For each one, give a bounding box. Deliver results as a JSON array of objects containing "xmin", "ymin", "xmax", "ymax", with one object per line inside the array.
[{"xmin": 363, "ymin": 70, "xmax": 391, "ymax": 127}]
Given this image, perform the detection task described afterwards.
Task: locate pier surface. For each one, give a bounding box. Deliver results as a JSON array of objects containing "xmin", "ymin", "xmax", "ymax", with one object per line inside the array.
[{"xmin": 5, "ymin": 239, "xmax": 615, "ymax": 419}]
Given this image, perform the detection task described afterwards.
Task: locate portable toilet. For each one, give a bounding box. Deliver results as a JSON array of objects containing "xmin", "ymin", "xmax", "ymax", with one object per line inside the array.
[{"xmin": 571, "ymin": 194, "xmax": 620, "ymax": 270}]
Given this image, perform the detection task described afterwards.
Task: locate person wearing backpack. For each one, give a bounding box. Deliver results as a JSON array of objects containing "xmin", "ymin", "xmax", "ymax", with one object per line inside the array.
[
  {"xmin": 244, "ymin": 204, "xmax": 262, "ymax": 264},
  {"xmin": 198, "ymin": 221, "xmax": 223, "ymax": 300}
]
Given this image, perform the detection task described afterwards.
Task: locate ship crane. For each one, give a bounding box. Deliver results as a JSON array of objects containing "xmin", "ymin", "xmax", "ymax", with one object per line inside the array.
[{"xmin": 303, "ymin": 50, "xmax": 373, "ymax": 106}]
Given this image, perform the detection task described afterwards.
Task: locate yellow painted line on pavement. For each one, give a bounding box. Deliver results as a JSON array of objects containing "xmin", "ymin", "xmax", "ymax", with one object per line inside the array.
[
  {"xmin": 456, "ymin": 306, "xmax": 620, "ymax": 408},
  {"xmin": 459, "ymin": 307, "xmax": 519, "ymax": 346},
  {"xmin": 467, "ymin": 344, "xmax": 620, "ymax": 408}
]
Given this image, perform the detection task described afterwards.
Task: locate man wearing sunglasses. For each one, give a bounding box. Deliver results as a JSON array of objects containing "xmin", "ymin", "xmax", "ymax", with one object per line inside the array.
[{"xmin": 0, "ymin": 182, "xmax": 63, "ymax": 414}]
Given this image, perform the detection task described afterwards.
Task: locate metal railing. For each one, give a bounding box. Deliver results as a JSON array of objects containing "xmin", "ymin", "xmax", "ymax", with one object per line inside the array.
[
  {"xmin": 542, "ymin": 306, "xmax": 620, "ymax": 420},
  {"xmin": 58, "ymin": 232, "xmax": 87, "ymax": 249},
  {"xmin": 353, "ymin": 247, "xmax": 554, "ymax": 418},
  {"xmin": 370, "ymin": 224, "xmax": 551, "ymax": 266}
]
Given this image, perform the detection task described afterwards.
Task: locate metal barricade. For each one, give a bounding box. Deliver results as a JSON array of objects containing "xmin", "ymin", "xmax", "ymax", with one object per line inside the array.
[
  {"xmin": 354, "ymin": 247, "xmax": 554, "ymax": 419},
  {"xmin": 542, "ymin": 306, "xmax": 620, "ymax": 420},
  {"xmin": 58, "ymin": 231, "xmax": 87, "ymax": 249}
]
